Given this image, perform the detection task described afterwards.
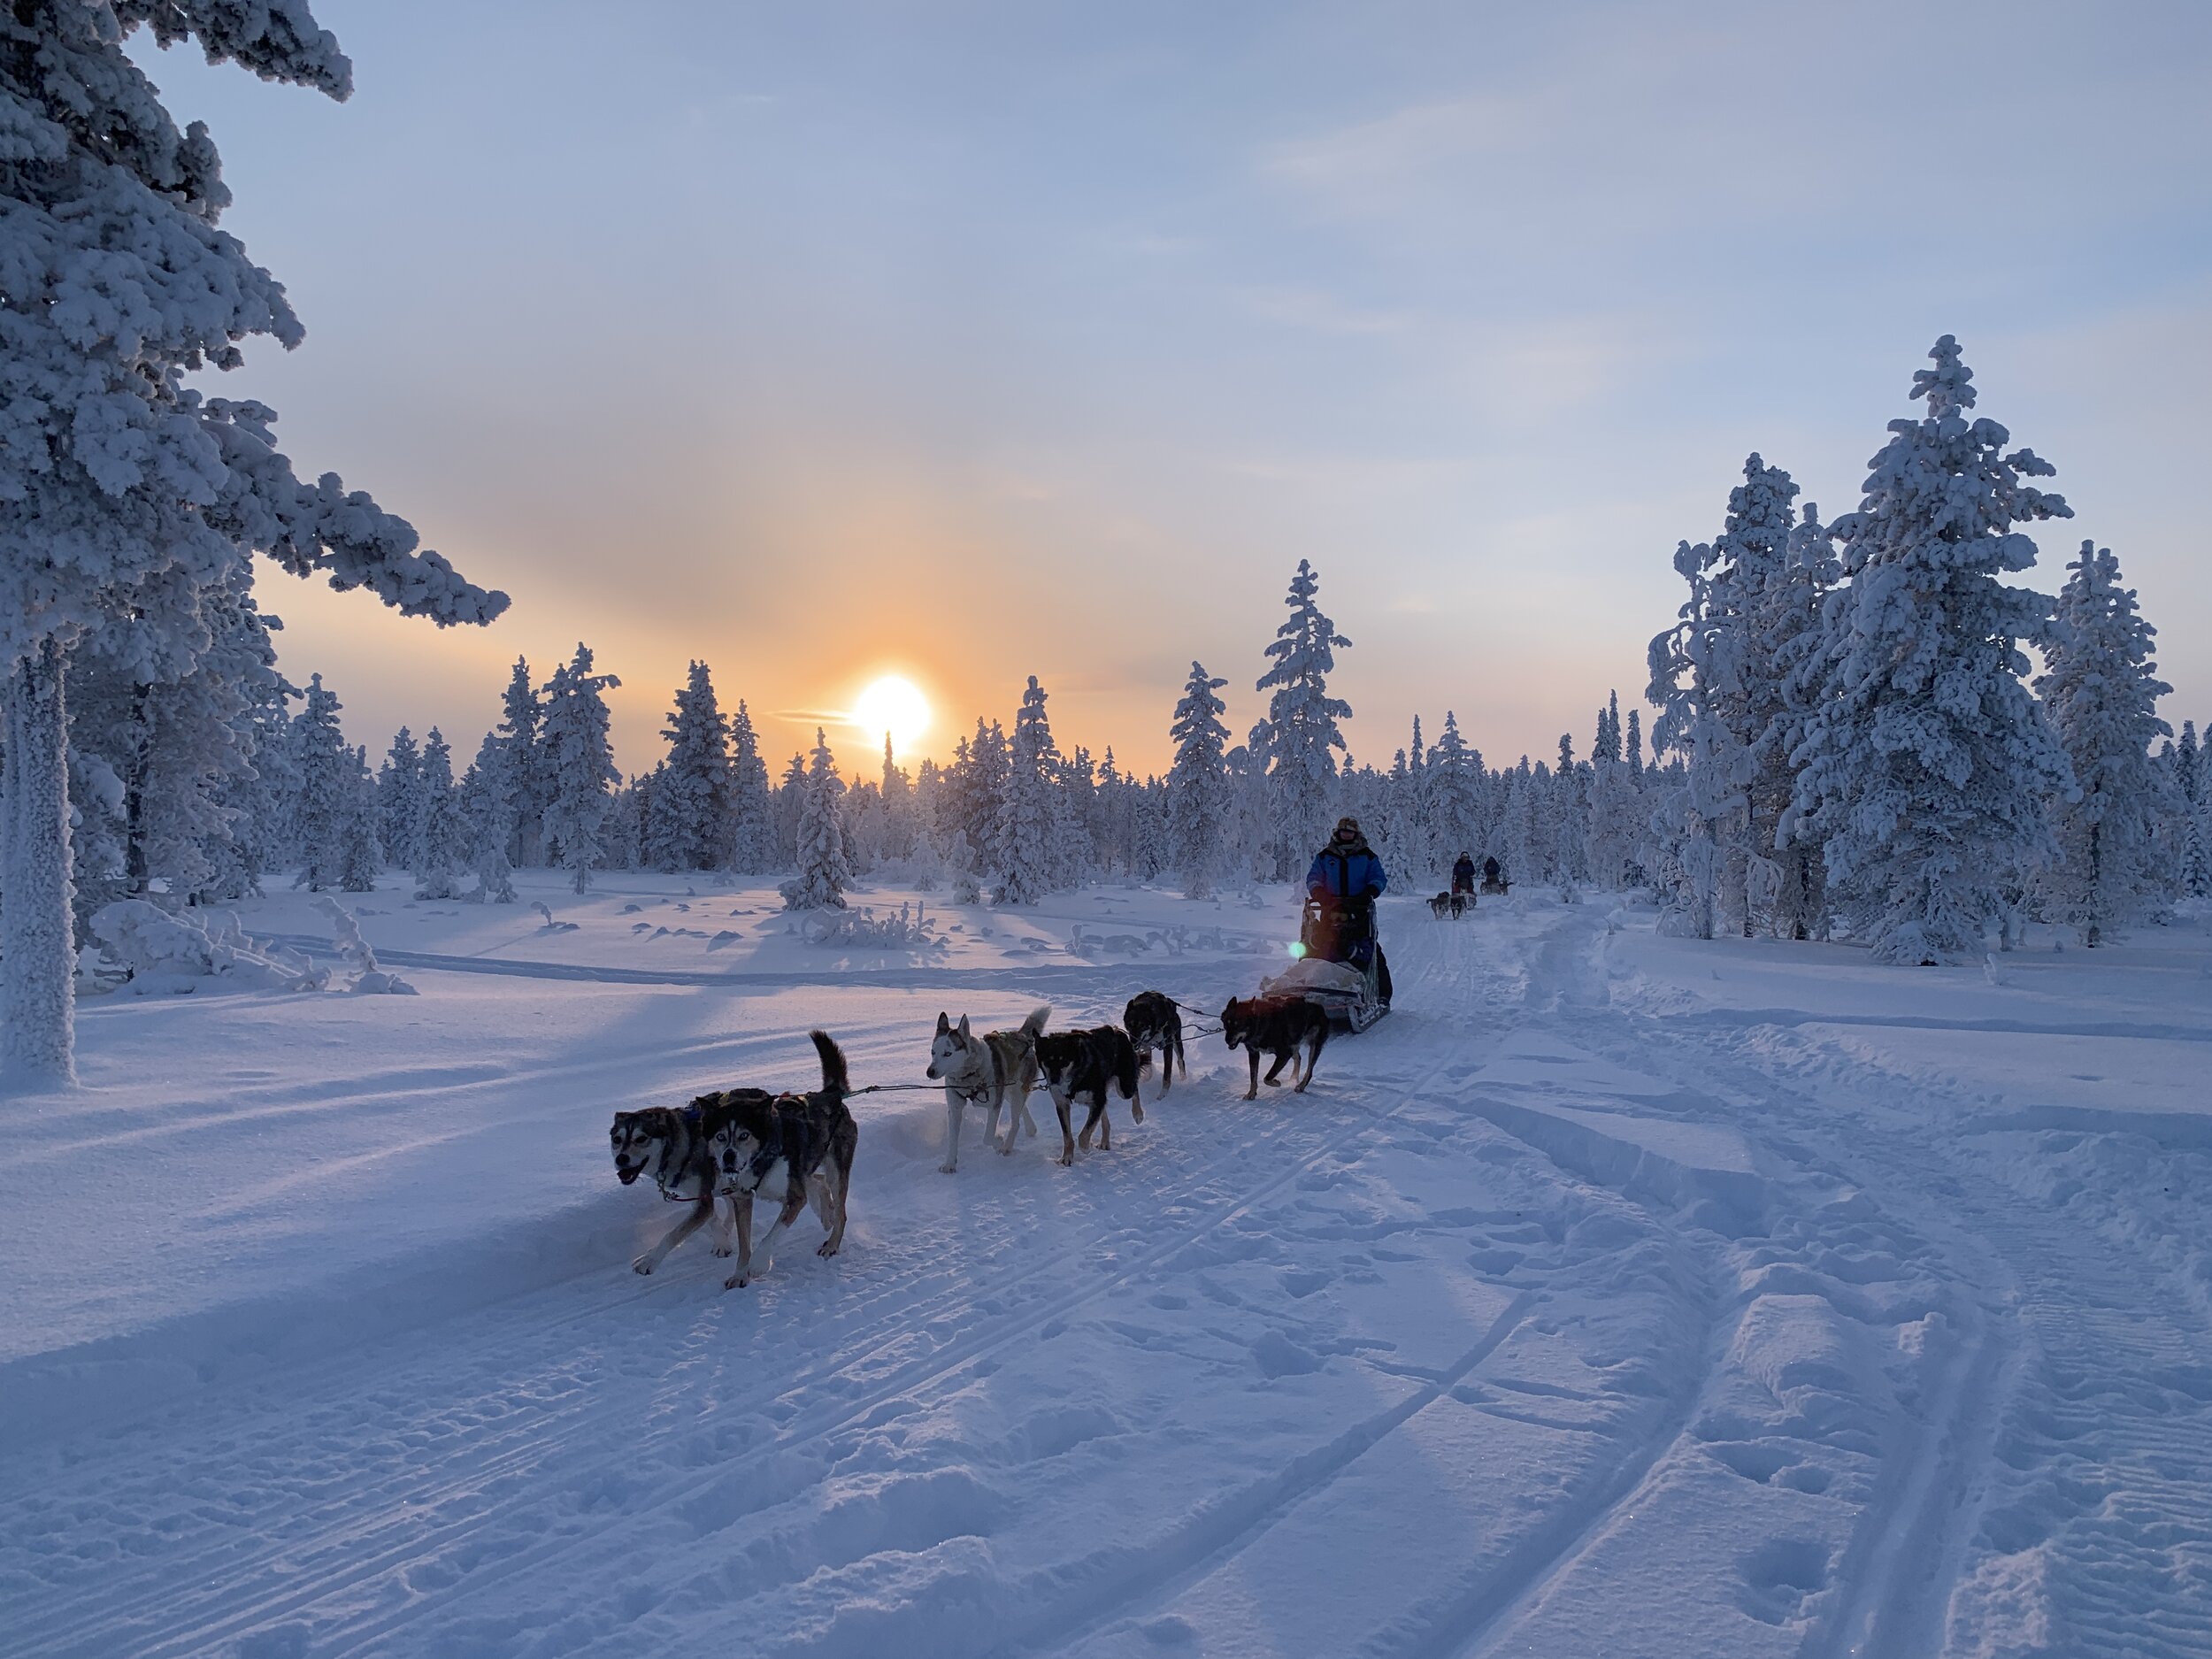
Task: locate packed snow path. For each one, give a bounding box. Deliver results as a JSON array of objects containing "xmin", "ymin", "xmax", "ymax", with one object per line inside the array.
[{"xmin": 4, "ymin": 887, "xmax": 2208, "ymax": 1656}]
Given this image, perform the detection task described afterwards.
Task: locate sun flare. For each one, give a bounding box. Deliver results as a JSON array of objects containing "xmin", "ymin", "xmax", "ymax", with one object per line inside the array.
[{"xmin": 852, "ymin": 675, "xmax": 932, "ymax": 757}]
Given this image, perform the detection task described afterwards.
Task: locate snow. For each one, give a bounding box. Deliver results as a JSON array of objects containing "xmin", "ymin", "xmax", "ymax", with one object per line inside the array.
[{"xmin": 5, "ymin": 876, "xmax": 2211, "ymax": 1655}]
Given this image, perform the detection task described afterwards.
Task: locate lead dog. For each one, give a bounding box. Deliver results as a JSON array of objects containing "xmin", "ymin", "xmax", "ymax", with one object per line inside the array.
[
  {"xmin": 610, "ymin": 1088, "xmax": 773, "ymax": 1274},
  {"xmin": 1123, "ymin": 991, "xmax": 1185, "ymax": 1094},
  {"xmin": 1036, "ymin": 1025, "xmax": 1142, "ymax": 1164},
  {"xmin": 926, "ymin": 1005, "xmax": 1050, "ymax": 1171},
  {"xmin": 706, "ymin": 1030, "xmax": 857, "ymax": 1290},
  {"xmin": 1220, "ymin": 995, "xmax": 1330, "ymax": 1100}
]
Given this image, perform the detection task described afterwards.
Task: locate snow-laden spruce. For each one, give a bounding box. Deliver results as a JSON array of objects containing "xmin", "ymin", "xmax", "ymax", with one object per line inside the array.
[
  {"xmin": 538, "ymin": 646, "xmax": 621, "ymax": 895},
  {"xmin": 2034, "ymin": 542, "xmax": 2174, "ymax": 945},
  {"xmin": 658, "ymin": 662, "xmax": 733, "ymax": 872},
  {"xmin": 780, "ymin": 730, "xmax": 854, "ymax": 910},
  {"xmin": 1752, "ymin": 505, "xmax": 1840, "ymax": 939},
  {"xmin": 0, "ymin": 4, "xmax": 503, "ymax": 1084},
  {"xmin": 1786, "ymin": 336, "xmax": 2075, "ymax": 964},
  {"xmin": 411, "ymin": 729, "xmax": 468, "ymax": 901},
  {"xmin": 1647, "ymin": 454, "xmax": 1797, "ymax": 937},
  {"xmin": 1426, "ymin": 713, "xmax": 1485, "ymax": 879},
  {"xmin": 996, "ymin": 677, "xmax": 1061, "ymax": 906},
  {"xmin": 726, "ymin": 701, "xmax": 775, "ymax": 873},
  {"xmin": 1256, "ymin": 561, "xmax": 1352, "ymax": 880},
  {"xmin": 1166, "ymin": 662, "xmax": 1233, "ymax": 899},
  {"xmin": 377, "ymin": 728, "xmax": 424, "ymax": 873}
]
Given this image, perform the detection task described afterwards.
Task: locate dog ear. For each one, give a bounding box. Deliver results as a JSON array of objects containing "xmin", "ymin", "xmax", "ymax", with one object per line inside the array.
[
  {"xmin": 957, "ymin": 1014, "xmax": 972, "ymax": 1038},
  {"xmin": 936, "ymin": 1011, "xmax": 950, "ymax": 1034}
]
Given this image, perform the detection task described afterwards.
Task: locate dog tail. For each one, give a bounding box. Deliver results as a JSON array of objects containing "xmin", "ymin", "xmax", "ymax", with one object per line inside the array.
[
  {"xmin": 810, "ymin": 1029, "xmax": 849, "ymax": 1098},
  {"xmin": 1020, "ymin": 1005, "xmax": 1052, "ymax": 1039}
]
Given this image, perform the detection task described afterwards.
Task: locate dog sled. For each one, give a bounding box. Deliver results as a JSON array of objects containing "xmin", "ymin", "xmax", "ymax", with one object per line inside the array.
[{"xmin": 1259, "ymin": 897, "xmax": 1390, "ymax": 1033}]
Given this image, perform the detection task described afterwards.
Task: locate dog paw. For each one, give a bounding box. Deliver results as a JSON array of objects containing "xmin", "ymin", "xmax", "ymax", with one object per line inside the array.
[
  {"xmin": 938, "ymin": 1161, "xmax": 957, "ymax": 1174},
  {"xmin": 999, "ymin": 1141, "xmax": 1017, "ymax": 1155},
  {"xmin": 724, "ymin": 1271, "xmax": 750, "ymax": 1290},
  {"xmin": 631, "ymin": 1256, "xmax": 657, "ymax": 1276},
  {"xmin": 1132, "ymin": 1104, "xmax": 1146, "ymax": 1123},
  {"xmin": 711, "ymin": 1240, "xmax": 735, "ymax": 1256},
  {"xmin": 817, "ymin": 1240, "xmax": 839, "ymax": 1257}
]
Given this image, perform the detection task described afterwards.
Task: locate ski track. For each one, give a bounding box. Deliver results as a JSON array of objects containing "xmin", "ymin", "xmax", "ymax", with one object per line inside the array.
[{"xmin": 7, "ymin": 901, "xmax": 2208, "ymax": 1655}]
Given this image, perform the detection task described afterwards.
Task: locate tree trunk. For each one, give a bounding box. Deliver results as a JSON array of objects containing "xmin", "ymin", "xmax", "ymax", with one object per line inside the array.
[{"xmin": 3, "ymin": 640, "xmax": 79, "ymax": 1085}]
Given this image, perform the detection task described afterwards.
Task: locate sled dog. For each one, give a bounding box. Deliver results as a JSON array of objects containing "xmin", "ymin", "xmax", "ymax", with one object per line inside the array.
[
  {"xmin": 926, "ymin": 1005, "xmax": 1050, "ymax": 1171},
  {"xmin": 1219, "ymin": 995, "xmax": 1331, "ymax": 1100},
  {"xmin": 610, "ymin": 1088, "xmax": 772, "ymax": 1275},
  {"xmin": 1122, "ymin": 991, "xmax": 1186, "ymax": 1094},
  {"xmin": 1036, "ymin": 1025, "xmax": 1143, "ymax": 1164},
  {"xmin": 1429, "ymin": 891, "xmax": 1470, "ymax": 920},
  {"xmin": 706, "ymin": 1029, "xmax": 857, "ymax": 1290}
]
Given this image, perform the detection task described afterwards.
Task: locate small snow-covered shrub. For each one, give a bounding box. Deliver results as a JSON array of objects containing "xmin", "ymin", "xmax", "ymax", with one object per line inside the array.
[
  {"xmin": 803, "ymin": 902, "xmax": 946, "ymax": 949},
  {"xmin": 90, "ymin": 902, "xmax": 325, "ymax": 995},
  {"xmin": 315, "ymin": 895, "xmax": 417, "ymax": 995}
]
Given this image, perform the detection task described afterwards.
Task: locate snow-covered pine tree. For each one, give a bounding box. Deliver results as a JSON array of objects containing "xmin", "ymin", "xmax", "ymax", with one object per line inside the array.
[
  {"xmin": 2178, "ymin": 721, "xmax": 2209, "ymax": 899},
  {"xmin": 996, "ymin": 677, "xmax": 1060, "ymax": 905},
  {"xmin": 1427, "ymin": 713, "xmax": 1483, "ymax": 879},
  {"xmin": 1255, "ymin": 561, "xmax": 1352, "ymax": 879},
  {"xmin": 659, "ymin": 661, "xmax": 733, "ymax": 871},
  {"xmin": 1757, "ymin": 505, "xmax": 1842, "ymax": 938},
  {"xmin": 496, "ymin": 659, "xmax": 549, "ymax": 866},
  {"xmin": 780, "ymin": 729, "xmax": 853, "ymax": 910},
  {"xmin": 1625, "ymin": 709, "xmax": 1644, "ymax": 779},
  {"xmin": 727, "ymin": 701, "xmax": 775, "ymax": 872},
  {"xmin": 0, "ymin": 4, "xmax": 504, "ymax": 1082},
  {"xmin": 338, "ymin": 748, "xmax": 381, "ymax": 894},
  {"xmin": 539, "ymin": 645, "xmax": 621, "ymax": 895},
  {"xmin": 1647, "ymin": 535, "xmax": 1740, "ymax": 939},
  {"xmin": 1713, "ymin": 456, "xmax": 1801, "ymax": 933},
  {"xmin": 411, "ymin": 728, "xmax": 468, "ymax": 900},
  {"xmin": 1787, "ymin": 336, "xmax": 2075, "ymax": 964},
  {"xmin": 464, "ymin": 730, "xmax": 518, "ymax": 902},
  {"xmin": 2032, "ymin": 541, "xmax": 2174, "ymax": 945},
  {"xmin": 1594, "ymin": 692, "xmax": 1622, "ymax": 765},
  {"xmin": 773, "ymin": 751, "xmax": 808, "ymax": 866},
  {"xmin": 289, "ymin": 675, "xmax": 353, "ymax": 893},
  {"xmin": 378, "ymin": 727, "xmax": 424, "ymax": 872},
  {"xmin": 1166, "ymin": 661, "xmax": 1233, "ymax": 898}
]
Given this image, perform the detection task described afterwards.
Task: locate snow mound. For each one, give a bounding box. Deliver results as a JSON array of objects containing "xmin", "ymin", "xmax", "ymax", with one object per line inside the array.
[{"xmin": 89, "ymin": 902, "xmax": 324, "ymax": 995}]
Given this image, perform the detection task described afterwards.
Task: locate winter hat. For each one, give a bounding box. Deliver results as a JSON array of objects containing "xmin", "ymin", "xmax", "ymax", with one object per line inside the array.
[{"xmin": 1334, "ymin": 817, "xmax": 1362, "ymax": 837}]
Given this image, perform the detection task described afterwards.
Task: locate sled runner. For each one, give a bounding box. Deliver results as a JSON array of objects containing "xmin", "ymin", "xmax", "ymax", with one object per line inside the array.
[{"xmin": 1260, "ymin": 897, "xmax": 1390, "ymax": 1033}]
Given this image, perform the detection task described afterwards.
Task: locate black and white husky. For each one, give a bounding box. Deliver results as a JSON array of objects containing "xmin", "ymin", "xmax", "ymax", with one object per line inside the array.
[
  {"xmin": 926, "ymin": 1005, "xmax": 1050, "ymax": 1171},
  {"xmin": 610, "ymin": 1089, "xmax": 772, "ymax": 1275},
  {"xmin": 705, "ymin": 1030, "xmax": 858, "ymax": 1290},
  {"xmin": 1036, "ymin": 1025, "xmax": 1142, "ymax": 1164}
]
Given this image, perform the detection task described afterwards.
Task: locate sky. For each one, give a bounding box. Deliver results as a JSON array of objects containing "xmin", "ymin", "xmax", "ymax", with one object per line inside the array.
[{"xmin": 140, "ymin": 0, "xmax": 2212, "ymax": 778}]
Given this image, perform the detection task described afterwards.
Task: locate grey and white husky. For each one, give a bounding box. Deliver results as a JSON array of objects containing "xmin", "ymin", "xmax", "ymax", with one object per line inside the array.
[{"xmin": 926, "ymin": 1005, "xmax": 1050, "ymax": 1171}]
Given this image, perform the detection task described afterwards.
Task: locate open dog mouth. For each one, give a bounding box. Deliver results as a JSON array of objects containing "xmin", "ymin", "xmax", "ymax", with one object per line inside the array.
[{"xmin": 616, "ymin": 1164, "xmax": 641, "ymax": 1185}]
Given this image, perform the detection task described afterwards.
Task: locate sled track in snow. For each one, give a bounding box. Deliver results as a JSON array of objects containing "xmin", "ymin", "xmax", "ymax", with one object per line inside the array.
[{"xmin": 6, "ymin": 924, "xmax": 1510, "ymax": 1659}]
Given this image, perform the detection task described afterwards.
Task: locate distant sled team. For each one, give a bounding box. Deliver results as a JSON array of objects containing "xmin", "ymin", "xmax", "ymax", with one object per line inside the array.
[{"xmin": 609, "ymin": 986, "xmax": 1338, "ymax": 1285}]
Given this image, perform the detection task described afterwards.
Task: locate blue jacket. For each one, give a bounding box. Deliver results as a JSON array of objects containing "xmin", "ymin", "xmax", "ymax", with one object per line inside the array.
[{"xmin": 1308, "ymin": 842, "xmax": 1386, "ymax": 902}]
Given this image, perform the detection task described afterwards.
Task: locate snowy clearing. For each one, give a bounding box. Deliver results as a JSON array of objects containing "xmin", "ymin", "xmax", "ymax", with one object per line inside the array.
[{"xmin": 4, "ymin": 873, "xmax": 2209, "ymax": 1658}]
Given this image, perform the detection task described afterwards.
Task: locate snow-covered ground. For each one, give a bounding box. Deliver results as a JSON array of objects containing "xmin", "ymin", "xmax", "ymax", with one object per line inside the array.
[{"xmin": 4, "ymin": 873, "xmax": 2209, "ymax": 1658}]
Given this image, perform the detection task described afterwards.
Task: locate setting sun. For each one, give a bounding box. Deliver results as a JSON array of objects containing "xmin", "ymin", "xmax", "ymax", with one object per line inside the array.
[{"xmin": 851, "ymin": 674, "xmax": 932, "ymax": 757}]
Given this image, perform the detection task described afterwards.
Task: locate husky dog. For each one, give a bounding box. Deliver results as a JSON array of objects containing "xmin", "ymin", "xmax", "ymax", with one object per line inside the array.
[
  {"xmin": 610, "ymin": 1089, "xmax": 773, "ymax": 1275},
  {"xmin": 1036, "ymin": 1025, "xmax": 1142, "ymax": 1164},
  {"xmin": 1219, "ymin": 995, "xmax": 1331, "ymax": 1100},
  {"xmin": 1429, "ymin": 891, "xmax": 1452, "ymax": 919},
  {"xmin": 1122, "ymin": 991, "xmax": 1185, "ymax": 1095},
  {"xmin": 706, "ymin": 1030, "xmax": 858, "ymax": 1290},
  {"xmin": 926, "ymin": 1005, "xmax": 1050, "ymax": 1171}
]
